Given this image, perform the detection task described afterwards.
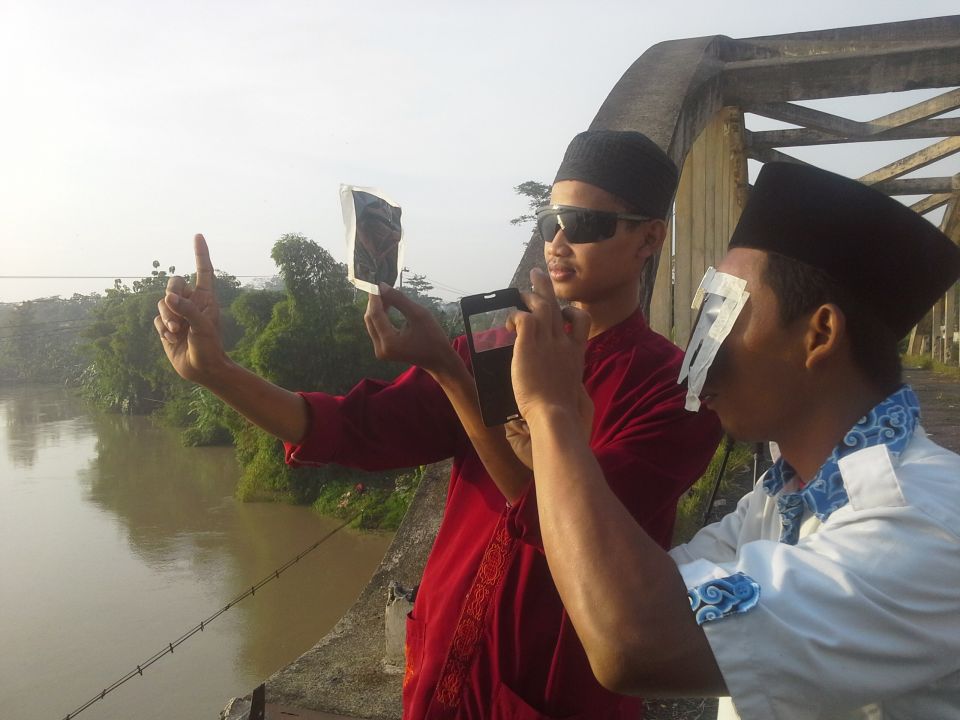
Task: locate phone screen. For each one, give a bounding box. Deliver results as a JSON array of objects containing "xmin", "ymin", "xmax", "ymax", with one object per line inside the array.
[
  {"xmin": 461, "ymin": 289, "xmax": 526, "ymax": 427},
  {"xmin": 467, "ymin": 309, "xmax": 518, "ymax": 352}
]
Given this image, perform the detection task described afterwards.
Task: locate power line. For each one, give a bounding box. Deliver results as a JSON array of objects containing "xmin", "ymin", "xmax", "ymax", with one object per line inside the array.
[
  {"xmin": 0, "ymin": 275, "xmax": 275, "ymax": 280},
  {"xmin": 60, "ymin": 509, "xmax": 364, "ymax": 720},
  {"xmin": 0, "ymin": 326, "xmax": 92, "ymax": 343},
  {"xmin": 0, "ymin": 318, "xmax": 92, "ymax": 331},
  {"xmin": 419, "ymin": 275, "xmax": 471, "ymax": 298},
  {"xmin": 0, "ymin": 273, "xmax": 469, "ymax": 291},
  {"xmin": 0, "ymin": 272, "xmax": 474, "ymax": 302}
]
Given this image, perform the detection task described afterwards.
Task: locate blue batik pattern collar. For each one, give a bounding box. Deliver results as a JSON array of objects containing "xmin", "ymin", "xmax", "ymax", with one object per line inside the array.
[{"xmin": 763, "ymin": 385, "xmax": 921, "ymax": 545}]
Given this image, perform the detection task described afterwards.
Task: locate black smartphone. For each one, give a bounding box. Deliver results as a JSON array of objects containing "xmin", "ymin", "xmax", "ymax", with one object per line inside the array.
[{"xmin": 460, "ymin": 288, "xmax": 528, "ymax": 427}]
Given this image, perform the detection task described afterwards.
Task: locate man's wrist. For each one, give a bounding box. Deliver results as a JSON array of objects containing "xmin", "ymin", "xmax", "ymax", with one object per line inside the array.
[
  {"xmin": 425, "ymin": 345, "xmax": 467, "ymax": 384},
  {"xmin": 199, "ymin": 354, "xmax": 242, "ymax": 394},
  {"xmin": 522, "ymin": 401, "xmax": 580, "ymax": 434}
]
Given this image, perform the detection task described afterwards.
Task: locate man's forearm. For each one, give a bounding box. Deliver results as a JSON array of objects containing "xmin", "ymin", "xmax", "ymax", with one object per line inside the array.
[
  {"xmin": 525, "ymin": 404, "xmax": 724, "ymax": 697},
  {"xmin": 429, "ymin": 358, "xmax": 532, "ymax": 503},
  {"xmin": 203, "ymin": 359, "xmax": 310, "ymax": 445}
]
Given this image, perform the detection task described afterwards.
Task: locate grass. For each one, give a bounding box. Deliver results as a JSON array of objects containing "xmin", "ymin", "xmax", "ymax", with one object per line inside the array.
[
  {"xmin": 673, "ymin": 440, "xmax": 755, "ymax": 545},
  {"xmin": 311, "ymin": 466, "xmax": 425, "ymax": 531},
  {"xmin": 902, "ymin": 353, "xmax": 960, "ymax": 379},
  {"xmin": 300, "ymin": 436, "xmax": 757, "ymax": 538}
]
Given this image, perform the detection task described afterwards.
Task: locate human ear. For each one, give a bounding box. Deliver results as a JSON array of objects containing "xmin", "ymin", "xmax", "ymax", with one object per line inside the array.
[
  {"xmin": 804, "ymin": 303, "xmax": 846, "ymax": 370},
  {"xmin": 637, "ymin": 220, "xmax": 667, "ymax": 256}
]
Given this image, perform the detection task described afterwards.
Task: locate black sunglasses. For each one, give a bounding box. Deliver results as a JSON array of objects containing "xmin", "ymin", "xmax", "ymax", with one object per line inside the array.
[{"xmin": 535, "ymin": 205, "xmax": 654, "ymax": 244}]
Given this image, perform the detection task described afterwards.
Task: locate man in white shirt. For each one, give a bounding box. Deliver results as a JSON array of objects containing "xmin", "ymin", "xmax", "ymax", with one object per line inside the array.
[{"xmin": 507, "ymin": 162, "xmax": 960, "ymax": 719}]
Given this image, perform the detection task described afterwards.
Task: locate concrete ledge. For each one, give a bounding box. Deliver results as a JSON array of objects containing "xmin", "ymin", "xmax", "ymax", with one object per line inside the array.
[{"xmin": 259, "ymin": 460, "xmax": 450, "ymax": 719}]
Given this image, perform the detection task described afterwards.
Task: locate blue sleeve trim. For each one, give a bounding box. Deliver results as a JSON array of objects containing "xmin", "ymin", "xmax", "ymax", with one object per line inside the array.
[{"xmin": 688, "ymin": 572, "xmax": 760, "ymax": 626}]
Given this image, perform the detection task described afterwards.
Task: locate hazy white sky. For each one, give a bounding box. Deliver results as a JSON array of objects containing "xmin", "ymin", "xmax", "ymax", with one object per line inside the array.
[{"xmin": 2, "ymin": 0, "xmax": 958, "ymax": 303}]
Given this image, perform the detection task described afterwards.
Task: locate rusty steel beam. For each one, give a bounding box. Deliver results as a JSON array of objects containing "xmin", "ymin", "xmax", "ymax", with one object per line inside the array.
[
  {"xmin": 911, "ymin": 193, "xmax": 953, "ymax": 215},
  {"xmin": 860, "ymin": 137, "xmax": 960, "ymax": 185},
  {"xmin": 872, "ymin": 176, "xmax": 960, "ymax": 196},
  {"xmin": 751, "ymin": 88, "xmax": 960, "ymax": 139},
  {"xmin": 747, "ymin": 119, "xmax": 960, "ymax": 150}
]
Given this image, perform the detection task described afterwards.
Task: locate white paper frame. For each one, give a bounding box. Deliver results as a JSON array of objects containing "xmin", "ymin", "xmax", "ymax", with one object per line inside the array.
[{"xmin": 340, "ymin": 184, "xmax": 405, "ymax": 295}]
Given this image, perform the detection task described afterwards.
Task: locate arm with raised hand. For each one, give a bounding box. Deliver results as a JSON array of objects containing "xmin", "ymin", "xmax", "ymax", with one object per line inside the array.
[
  {"xmin": 154, "ymin": 234, "xmax": 309, "ymax": 444},
  {"xmin": 364, "ymin": 284, "xmax": 532, "ymax": 503},
  {"xmin": 509, "ymin": 268, "xmax": 725, "ymax": 697}
]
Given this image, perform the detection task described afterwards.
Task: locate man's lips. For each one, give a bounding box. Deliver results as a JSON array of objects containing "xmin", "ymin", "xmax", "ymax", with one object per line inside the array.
[{"xmin": 548, "ymin": 263, "xmax": 575, "ymax": 280}]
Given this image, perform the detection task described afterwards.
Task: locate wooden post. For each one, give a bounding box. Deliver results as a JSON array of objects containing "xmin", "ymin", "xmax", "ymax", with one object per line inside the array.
[
  {"xmin": 669, "ymin": 107, "xmax": 748, "ymax": 346},
  {"xmin": 674, "ymin": 150, "xmax": 695, "ymax": 347},
  {"xmin": 944, "ymin": 284, "xmax": 956, "ymax": 363},
  {"xmin": 931, "ymin": 298, "xmax": 943, "ymax": 362},
  {"xmin": 649, "ymin": 221, "xmax": 674, "ymax": 339}
]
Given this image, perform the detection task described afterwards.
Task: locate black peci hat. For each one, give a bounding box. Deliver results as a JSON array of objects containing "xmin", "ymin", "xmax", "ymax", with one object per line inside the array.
[
  {"xmin": 729, "ymin": 162, "xmax": 960, "ymax": 338},
  {"xmin": 554, "ymin": 130, "xmax": 679, "ymax": 219}
]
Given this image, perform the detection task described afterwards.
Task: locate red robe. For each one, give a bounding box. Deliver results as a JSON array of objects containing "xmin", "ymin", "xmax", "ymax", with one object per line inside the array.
[{"xmin": 286, "ymin": 310, "xmax": 721, "ymax": 719}]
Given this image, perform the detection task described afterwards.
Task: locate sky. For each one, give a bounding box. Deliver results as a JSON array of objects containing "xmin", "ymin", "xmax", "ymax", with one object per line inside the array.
[{"xmin": 1, "ymin": 0, "xmax": 958, "ymax": 304}]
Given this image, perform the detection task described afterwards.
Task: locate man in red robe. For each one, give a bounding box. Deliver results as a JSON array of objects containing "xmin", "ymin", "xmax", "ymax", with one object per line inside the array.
[{"xmin": 154, "ymin": 130, "xmax": 721, "ymax": 718}]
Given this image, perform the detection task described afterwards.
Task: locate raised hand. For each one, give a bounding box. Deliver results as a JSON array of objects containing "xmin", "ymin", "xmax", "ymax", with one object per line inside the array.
[
  {"xmin": 153, "ymin": 234, "xmax": 227, "ymax": 385},
  {"xmin": 364, "ymin": 283, "xmax": 462, "ymax": 377},
  {"xmin": 509, "ymin": 268, "xmax": 591, "ymax": 423}
]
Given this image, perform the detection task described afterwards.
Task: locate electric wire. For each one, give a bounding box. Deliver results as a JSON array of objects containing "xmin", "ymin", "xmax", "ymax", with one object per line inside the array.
[
  {"xmin": 0, "ymin": 318, "xmax": 93, "ymax": 330},
  {"xmin": 0, "ymin": 325, "xmax": 91, "ymax": 340},
  {"xmin": 0, "ymin": 275, "xmax": 274, "ymax": 280},
  {"xmin": 59, "ymin": 508, "xmax": 364, "ymax": 720},
  {"xmin": 418, "ymin": 275, "xmax": 471, "ymax": 298},
  {"xmin": 2, "ymin": 274, "xmax": 474, "ymax": 303}
]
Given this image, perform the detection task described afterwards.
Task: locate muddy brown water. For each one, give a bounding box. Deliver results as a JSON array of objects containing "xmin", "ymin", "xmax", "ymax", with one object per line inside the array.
[{"xmin": 0, "ymin": 384, "xmax": 392, "ymax": 720}]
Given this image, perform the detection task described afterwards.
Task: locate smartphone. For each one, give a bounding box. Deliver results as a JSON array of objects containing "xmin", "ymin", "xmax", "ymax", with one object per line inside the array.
[{"xmin": 460, "ymin": 288, "xmax": 528, "ymax": 427}]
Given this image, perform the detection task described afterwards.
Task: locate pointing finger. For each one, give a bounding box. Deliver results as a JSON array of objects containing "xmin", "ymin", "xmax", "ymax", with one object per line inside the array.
[
  {"xmin": 194, "ymin": 234, "xmax": 215, "ymax": 293},
  {"xmin": 529, "ymin": 267, "xmax": 564, "ymax": 336},
  {"xmin": 529, "ymin": 267, "xmax": 557, "ymax": 305}
]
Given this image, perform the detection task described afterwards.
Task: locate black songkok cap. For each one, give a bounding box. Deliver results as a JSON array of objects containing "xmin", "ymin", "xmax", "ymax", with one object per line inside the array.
[
  {"xmin": 554, "ymin": 130, "xmax": 679, "ymax": 219},
  {"xmin": 730, "ymin": 162, "xmax": 960, "ymax": 338}
]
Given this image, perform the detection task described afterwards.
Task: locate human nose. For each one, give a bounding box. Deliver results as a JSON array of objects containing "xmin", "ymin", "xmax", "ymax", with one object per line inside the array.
[{"xmin": 545, "ymin": 227, "xmax": 572, "ymax": 256}]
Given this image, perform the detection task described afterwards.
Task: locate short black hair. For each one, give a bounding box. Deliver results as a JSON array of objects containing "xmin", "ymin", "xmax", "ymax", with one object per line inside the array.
[{"xmin": 762, "ymin": 251, "xmax": 902, "ymax": 392}]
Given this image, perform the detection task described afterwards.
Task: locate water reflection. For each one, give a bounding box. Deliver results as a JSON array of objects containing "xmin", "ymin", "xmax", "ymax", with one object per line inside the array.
[
  {"xmin": 2, "ymin": 384, "xmax": 87, "ymax": 468},
  {"xmin": 0, "ymin": 385, "xmax": 392, "ymax": 720},
  {"xmin": 77, "ymin": 409, "xmax": 239, "ymax": 564}
]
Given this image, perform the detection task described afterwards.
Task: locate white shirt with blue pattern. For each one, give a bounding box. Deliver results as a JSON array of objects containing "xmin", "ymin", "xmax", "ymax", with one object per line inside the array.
[{"xmin": 670, "ymin": 422, "xmax": 960, "ymax": 719}]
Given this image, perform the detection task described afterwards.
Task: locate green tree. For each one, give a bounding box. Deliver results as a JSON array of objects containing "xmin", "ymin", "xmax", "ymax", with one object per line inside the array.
[
  {"xmin": 510, "ymin": 180, "xmax": 551, "ymax": 226},
  {"xmin": 0, "ymin": 295, "xmax": 99, "ymax": 384},
  {"xmin": 232, "ymin": 234, "xmax": 406, "ymax": 502},
  {"xmin": 402, "ymin": 273, "xmax": 463, "ymax": 337},
  {"xmin": 80, "ymin": 264, "xmax": 180, "ymax": 412},
  {"xmin": 80, "ymin": 263, "xmax": 241, "ymax": 414}
]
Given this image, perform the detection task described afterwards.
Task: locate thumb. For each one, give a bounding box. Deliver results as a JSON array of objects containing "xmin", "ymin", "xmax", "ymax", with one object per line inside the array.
[
  {"xmin": 364, "ymin": 290, "xmax": 395, "ymax": 340},
  {"xmin": 379, "ymin": 283, "xmax": 423, "ymax": 319}
]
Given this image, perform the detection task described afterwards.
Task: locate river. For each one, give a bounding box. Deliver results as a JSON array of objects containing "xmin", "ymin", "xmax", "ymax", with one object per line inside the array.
[{"xmin": 0, "ymin": 384, "xmax": 393, "ymax": 720}]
